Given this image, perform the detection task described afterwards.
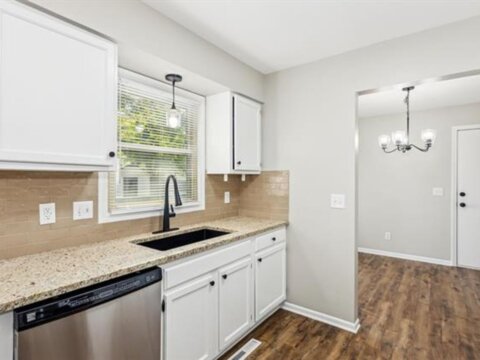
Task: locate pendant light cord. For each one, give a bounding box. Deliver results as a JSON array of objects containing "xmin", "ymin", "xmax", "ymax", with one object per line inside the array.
[{"xmin": 172, "ymin": 80, "xmax": 176, "ymax": 109}]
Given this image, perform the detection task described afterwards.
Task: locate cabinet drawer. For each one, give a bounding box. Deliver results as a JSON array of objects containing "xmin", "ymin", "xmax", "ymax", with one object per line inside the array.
[
  {"xmin": 255, "ymin": 227, "xmax": 286, "ymax": 252},
  {"xmin": 164, "ymin": 240, "xmax": 253, "ymax": 289}
]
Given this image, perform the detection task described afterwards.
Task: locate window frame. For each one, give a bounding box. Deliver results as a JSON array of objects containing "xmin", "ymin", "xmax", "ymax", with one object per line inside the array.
[{"xmin": 98, "ymin": 68, "xmax": 205, "ymax": 224}]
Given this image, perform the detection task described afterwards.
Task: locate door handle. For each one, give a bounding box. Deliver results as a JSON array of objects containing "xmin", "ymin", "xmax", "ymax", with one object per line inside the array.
[
  {"xmin": 209, "ymin": 281, "xmax": 215, "ymax": 286},
  {"xmin": 459, "ymin": 203, "xmax": 466, "ymax": 208},
  {"xmin": 258, "ymin": 258, "xmax": 262, "ymax": 262},
  {"xmin": 222, "ymin": 274, "xmax": 228, "ymax": 280}
]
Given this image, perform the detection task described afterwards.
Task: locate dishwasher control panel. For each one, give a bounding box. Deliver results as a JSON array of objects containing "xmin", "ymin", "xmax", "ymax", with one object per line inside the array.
[{"xmin": 15, "ymin": 267, "xmax": 162, "ymax": 331}]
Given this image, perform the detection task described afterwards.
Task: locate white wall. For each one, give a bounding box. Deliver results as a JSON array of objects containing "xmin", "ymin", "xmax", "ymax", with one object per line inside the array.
[
  {"xmin": 263, "ymin": 16, "xmax": 480, "ymax": 323},
  {"xmin": 29, "ymin": 0, "xmax": 264, "ymax": 100},
  {"xmin": 359, "ymin": 103, "xmax": 480, "ymax": 260}
]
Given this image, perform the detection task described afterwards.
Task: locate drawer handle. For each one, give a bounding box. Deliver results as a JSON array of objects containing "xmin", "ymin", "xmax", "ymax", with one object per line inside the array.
[
  {"xmin": 222, "ymin": 274, "xmax": 228, "ymax": 280},
  {"xmin": 272, "ymin": 237, "xmax": 276, "ymax": 241},
  {"xmin": 109, "ymin": 151, "xmax": 116, "ymax": 158},
  {"xmin": 258, "ymin": 258, "xmax": 262, "ymax": 262},
  {"xmin": 210, "ymin": 280, "xmax": 215, "ymax": 286},
  {"xmin": 237, "ymin": 161, "xmax": 242, "ymax": 165}
]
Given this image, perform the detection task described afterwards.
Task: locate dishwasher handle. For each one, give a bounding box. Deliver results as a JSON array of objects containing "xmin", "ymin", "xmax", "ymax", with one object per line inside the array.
[{"xmin": 15, "ymin": 267, "xmax": 162, "ymax": 331}]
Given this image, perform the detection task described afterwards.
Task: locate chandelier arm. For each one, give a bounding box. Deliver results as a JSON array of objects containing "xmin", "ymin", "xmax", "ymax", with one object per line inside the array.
[
  {"xmin": 382, "ymin": 147, "xmax": 399, "ymax": 153},
  {"xmin": 410, "ymin": 143, "xmax": 430, "ymax": 152}
]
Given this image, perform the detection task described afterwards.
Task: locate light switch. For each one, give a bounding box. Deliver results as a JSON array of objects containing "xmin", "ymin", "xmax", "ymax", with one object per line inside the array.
[
  {"xmin": 241, "ymin": 174, "xmax": 246, "ymax": 182},
  {"xmin": 73, "ymin": 201, "xmax": 94, "ymax": 220},
  {"xmin": 223, "ymin": 174, "xmax": 228, "ymax": 182},
  {"xmin": 432, "ymin": 187, "xmax": 444, "ymax": 196},
  {"xmin": 385, "ymin": 232, "xmax": 392, "ymax": 241},
  {"xmin": 39, "ymin": 203, "xmax": 56, "ymax": 225},
  {"xmin": 224, "ymin": 191, "xmax": 231, "ymax": 204},
  {"xmin": 330, "ymin": 194, "xmax": 346, "ymax": 209}
]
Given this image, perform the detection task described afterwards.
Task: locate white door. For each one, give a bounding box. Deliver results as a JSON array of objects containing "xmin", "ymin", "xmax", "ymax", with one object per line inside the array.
[
  {"xmin": 233, "ymin": 94, "xmax": 261, "ymax": 172},
  {"xmin": 0, "ymin": 1, "xmax": 117, "ymax": 170},
  {"xmin": 164, "ymin": 274, "xmax": 218, "ymax": 360},
  {"xmin": 255, "ymin": 243, "xmax": 286, "ymax": 321},
  {"xmin": 457, "ymin": 128, "xmax": 480, "ymax": 269},
  {"xmin": 218, "ymin": 257, "xmax": 253, "ymax": 350}
]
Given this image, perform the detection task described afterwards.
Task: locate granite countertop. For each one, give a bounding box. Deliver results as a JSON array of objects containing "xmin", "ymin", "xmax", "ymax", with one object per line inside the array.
[{"xmin": 0, "ymin": 216, "xmax": 286, "ymax": 314}]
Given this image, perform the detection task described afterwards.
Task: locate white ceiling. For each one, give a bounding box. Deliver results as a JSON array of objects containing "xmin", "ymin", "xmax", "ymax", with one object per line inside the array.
[
  {"xmin": 143, "ymin": 0, "xmax": 480, "ymax": 74},
  {"xmin": 358, "ymin": 74, "xmax": 480, "ymax": 118}
]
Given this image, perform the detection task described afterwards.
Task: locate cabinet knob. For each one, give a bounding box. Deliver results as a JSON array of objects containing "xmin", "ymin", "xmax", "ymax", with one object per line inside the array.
[
  {"xmin": 237, "ymin": 161, "xmax": 241, "ymax": 165},
  {"xmin": 459, "ymin": 203, "xmax": 466, "ymax": 208},
  {"xmin": 109, "ymin": 151, "xmax": 116, "ymax": 158},
  {"xmin": 222, "ymin": 274, "xmax": 228, "ymax": 280},
  {"xmin": 209, "ymin": 280, "xmax": 215, "ymax": 286},
  {"xmin": 272, "ymin": 237, "xmax": 276, "ymax": 241},
  {"xmin": 459, "ymin": 192, "xmax": 466, "ymax": 197},
  {"xmin": 258, "ymin": 258, "xmax": 262, "ymax": 262}
]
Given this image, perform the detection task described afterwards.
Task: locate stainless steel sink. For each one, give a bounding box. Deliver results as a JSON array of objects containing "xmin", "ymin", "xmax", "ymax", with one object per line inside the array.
[{"xmin": 137, "ymin": 228, "xmax": 230, "ymax": 251}]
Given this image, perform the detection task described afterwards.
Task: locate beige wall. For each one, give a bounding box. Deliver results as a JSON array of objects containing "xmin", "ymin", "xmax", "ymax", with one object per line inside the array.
[
  {"xmin": 0, "ymin": 171, "xmax": 288, "ymax": 259},
  {"xmin": 263, "ymin": 16, "xmax": 480, "ymax": 323},
  {"xmin": 358, "ymin": 103, "xmax": 480, "ymax": 260}
]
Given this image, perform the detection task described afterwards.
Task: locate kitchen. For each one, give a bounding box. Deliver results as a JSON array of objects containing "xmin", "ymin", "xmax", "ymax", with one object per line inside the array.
[{"xmin": 1, "ymin": 0, "xmax": 480, "ymax": 359}]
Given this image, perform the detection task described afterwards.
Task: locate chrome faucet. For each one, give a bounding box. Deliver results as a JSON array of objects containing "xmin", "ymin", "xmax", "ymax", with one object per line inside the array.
[{"xmin": 153, "ymin": 175, "xmax": 182, "ymax": 234}]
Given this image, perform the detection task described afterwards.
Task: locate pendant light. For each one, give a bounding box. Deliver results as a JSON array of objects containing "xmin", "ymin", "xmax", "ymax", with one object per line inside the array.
[
  {"xmin": 165, "ymin": 74, "xmax": 183, "ymax": 129},
  {"xmin": 378, "ymin": 86, "xmax": 436, "ymax": 153}
]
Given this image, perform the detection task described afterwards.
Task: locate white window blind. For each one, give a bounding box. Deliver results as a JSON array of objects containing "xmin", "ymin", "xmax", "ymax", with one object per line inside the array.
[{"xmin": 108, "ymin": 70, "xmax": 204, "ymax": 213}]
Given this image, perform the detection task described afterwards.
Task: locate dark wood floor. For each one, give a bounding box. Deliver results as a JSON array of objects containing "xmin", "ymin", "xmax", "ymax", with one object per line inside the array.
[{"xmin": 221, "ymin": 253, "xmax": 480, "ymax": 360}]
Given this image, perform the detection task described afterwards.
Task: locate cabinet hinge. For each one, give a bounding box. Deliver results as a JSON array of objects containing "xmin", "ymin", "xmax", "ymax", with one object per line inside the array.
[{"xmin": 162, "ymin": 299, "xmax": 165, "ymax": 312}]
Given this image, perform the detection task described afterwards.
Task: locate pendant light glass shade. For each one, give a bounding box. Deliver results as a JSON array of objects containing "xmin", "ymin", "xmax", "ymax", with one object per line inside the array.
[
  {"xmin": 166, "ymin": 107, "xmax": 183, "ymax": 129},
  {"xmin": 391, "ymin": 130, "xmax": 408, "ymax": 146},
  {"xmin": 378, "ymin": 134, "xmax": 391, "ymax": 149},
  {"xmin": 421, "ymin": 128, "xmax": 437, "ymax": 145}
]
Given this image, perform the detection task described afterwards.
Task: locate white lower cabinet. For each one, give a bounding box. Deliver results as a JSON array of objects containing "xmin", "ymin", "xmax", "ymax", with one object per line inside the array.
[
  {"xmin": 163, "ymin": 227, "xmax": 286, "ymax": 360},
  {"xmin": 255, "ymin": 243, "xmax": 287, "ymax": 321},
  {"xmin": 218, "ymin": 257, "xmax": 253, "ymax": 350},
  {"xmin": 164, "ymin": 273, "xmax": 218, "ymax": 360}
]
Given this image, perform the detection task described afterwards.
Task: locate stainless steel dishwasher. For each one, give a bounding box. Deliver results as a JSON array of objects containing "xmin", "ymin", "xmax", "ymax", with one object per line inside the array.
[{"xmin": 14, "ymin": 267, "xmax": 162, "ymax": 360}]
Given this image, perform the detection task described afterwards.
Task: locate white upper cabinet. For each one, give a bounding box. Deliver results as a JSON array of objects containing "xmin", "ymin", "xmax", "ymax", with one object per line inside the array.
[
  {"xmin": 0, "ymin": 1, "xmax": 117, "ymax": 171},
  {"xmin": 206, "ymin": 92, "xmax": 261, "ymax": 174}
]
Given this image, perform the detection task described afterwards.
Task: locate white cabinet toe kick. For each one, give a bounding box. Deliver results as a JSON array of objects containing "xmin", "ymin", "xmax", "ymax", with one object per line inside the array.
[{"xmin": 162, "ymin": 226, "xmax": 286, "ymax": 360}]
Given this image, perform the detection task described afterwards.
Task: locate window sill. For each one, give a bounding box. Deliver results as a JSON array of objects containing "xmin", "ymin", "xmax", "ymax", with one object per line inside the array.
[{"xmin": 98, "ymin": 201, "xmax": 205, "ymax": 224}]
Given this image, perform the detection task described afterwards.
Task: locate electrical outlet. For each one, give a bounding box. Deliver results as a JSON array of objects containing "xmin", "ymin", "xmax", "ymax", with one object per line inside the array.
[
  {"xmin": 73, "ymin": 201, "xmax": 94, "ymax": 220},
  {"xmin": 224, "ymin": 191, "xmax": 231, "ymax": 204},
  {"xmin": 39, "ymin": 203, "xmax": 56, "ymax": 225},
  {"xmin": 432, "ymin": 187, "xmax": 444, "ymax": 196},
  {"xmin": 223, "ymin": 174, "xmax": 228, "ymax": 182},
  {"xmin": 385, "ymin": 232, "xmax": 392, "ymax": 241},
  {"xmin": 330, "ymin": 194, "xmax": 346, "ymax": 209}
]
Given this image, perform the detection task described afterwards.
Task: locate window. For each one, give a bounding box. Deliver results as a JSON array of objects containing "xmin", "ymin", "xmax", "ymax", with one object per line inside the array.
[{"xmin": 99, "ymin": 69, "xmax": 205, "ymax": 223}]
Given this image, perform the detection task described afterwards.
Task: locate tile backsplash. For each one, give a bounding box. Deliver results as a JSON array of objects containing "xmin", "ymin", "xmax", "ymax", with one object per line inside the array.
[{"xmin": 0, "ymin": 170, "xmax": 288, "ymax": 259}]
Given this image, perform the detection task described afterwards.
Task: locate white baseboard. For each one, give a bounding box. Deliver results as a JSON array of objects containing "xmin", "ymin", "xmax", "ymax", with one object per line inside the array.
[
  {"xmin": 282, "ymin": 302, "xmax": 360, "ymax": 334},
  {"xmin": 358, "ymin": 247, "xmax": 452, "ymax": 266}
]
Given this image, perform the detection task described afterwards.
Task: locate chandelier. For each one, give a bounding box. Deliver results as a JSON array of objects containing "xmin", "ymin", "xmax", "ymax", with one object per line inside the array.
[{"xmin": 378, "ymin": 86, "xmax": 436, "ymax": 153}]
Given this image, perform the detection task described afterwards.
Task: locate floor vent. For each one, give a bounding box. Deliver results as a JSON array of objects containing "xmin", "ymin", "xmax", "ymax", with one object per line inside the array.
[{"xmin": 227, "ymin": 339, "xmax": 262, "ymax": 360}]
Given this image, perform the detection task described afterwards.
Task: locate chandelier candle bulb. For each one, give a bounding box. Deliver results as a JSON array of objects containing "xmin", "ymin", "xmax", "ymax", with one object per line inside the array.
[
  {"xmin": 391, "ymin": 130, "xmax": 407, "ymax": 146},
  {"xmin": 421, "ymin": 128, "xmax": 437, "ymax": 145},
  {"xmin": 378, "ymin": 134, "xmax": 391, "ymax": 148}
]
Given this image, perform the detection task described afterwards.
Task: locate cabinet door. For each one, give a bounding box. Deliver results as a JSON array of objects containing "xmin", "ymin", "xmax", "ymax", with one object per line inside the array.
[
  {"xmin": 0, "ymin": 1, "xmax": 117, "ymax": 170},
  {"xmin": 233, "ymin": 95, "xmax": 261, "ymax": 172},
  {"xmin": 218, "ymin": 257, "xmax": 253, "ymax": 350},
  {"xmin": 255, "ymin": 243, "xmax": 286, "ymax": 321},
  {"xmin": 164, "ymin": 273, "xmax": 218, "ymax": 360}
]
